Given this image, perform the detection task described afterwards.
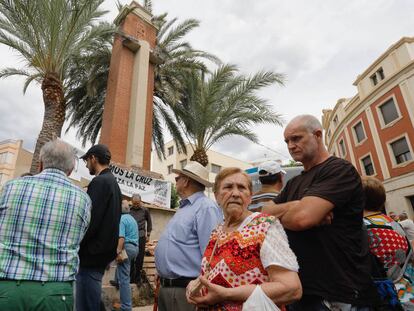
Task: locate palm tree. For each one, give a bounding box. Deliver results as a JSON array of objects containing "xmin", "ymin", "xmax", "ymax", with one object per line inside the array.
[
  {"xmin": 65, "ymin": 7, "xmax": 219, "ymax": 159},
  {"xmin": 169, "ymin": 65, "xmax": 284, "ymax": 166},
  {"xmin": 65, "ymin": 30, "xmax": 113, "ymax": 147},
  {"xmin": 0, "ymin": 0, "xmax": 113, "ymax": 173}
]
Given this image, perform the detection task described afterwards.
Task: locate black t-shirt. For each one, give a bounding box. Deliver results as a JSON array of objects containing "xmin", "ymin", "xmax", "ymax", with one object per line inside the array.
[
  {"xmin": 275, "ymin": 156, "xmax": 379, "ymax": 305},
  {"xmin": 130, "ymin": 207, "xmax": 152, "ymax": 238}
]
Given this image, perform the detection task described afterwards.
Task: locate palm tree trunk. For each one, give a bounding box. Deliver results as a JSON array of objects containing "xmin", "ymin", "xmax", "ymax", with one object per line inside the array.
[
  {"xmin": 30, "ymin": 73, "xmax": 65, "ymax": 174},
  {"xmin": 190, "ymin": 148, "xmax": 209, "ymax": 167}
]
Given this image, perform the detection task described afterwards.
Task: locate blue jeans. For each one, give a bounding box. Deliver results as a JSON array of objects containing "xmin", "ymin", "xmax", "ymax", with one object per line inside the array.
[
  {"xmin": 75, "ymin": 266, "xmax": 105, "ymax": 311},
  {"xmin": 116, "ymin": 243, "xmax": 138, "ymax": 311}
]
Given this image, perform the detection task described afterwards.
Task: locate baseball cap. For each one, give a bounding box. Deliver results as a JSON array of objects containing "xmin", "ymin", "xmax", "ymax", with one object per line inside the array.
[
  {"xmin": 258, "ymin": 161, "xmax": 286, "ymax": 176},
  {"xmin": 80, "ymin": 144, "xmax": 111, "ymax": 161}
]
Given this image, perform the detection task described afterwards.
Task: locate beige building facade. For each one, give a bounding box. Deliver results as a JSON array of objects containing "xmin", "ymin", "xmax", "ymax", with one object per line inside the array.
[
  {"xmin": 0, "ymin": 139, "xmax": 32, "ymax": 187},
  {"xmin": 322, "ymin": 37, "xmax": 414, "ymax": 217},
  {"xmin": 151, "ymin": 141, "xmax": 252, "ymax": 198}
]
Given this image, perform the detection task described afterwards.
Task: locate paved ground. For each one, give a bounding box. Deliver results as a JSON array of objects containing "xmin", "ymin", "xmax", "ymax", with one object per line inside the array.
[{"xmin": 133, "ymin": 306, "xmax": 154, "ymax": 311}]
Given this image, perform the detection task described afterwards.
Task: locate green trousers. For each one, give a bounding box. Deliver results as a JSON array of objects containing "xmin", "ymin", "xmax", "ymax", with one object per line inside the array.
[{"xmin": 0, "ymin": 280, "xmax": 73, "ymax": 311}]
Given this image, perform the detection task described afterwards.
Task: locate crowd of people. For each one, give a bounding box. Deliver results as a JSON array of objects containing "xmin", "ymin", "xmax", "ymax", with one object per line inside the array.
[
  {"xmin": 1, "ymin": 114, "xmax": 414, "ymax": 311},
  {"xmin": 0, "ymin": 141, "xmax": 152, "ymax": 311}
]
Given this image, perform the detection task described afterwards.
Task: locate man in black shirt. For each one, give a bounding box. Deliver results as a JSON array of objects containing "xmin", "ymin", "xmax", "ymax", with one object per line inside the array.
[
  {"xmin": 263, "ymin": 115, "xmax": 379, "ymax": 310},
  {"xmin": 129, "ymin": 193, "xmax": 152, "ymax": 285},
  {"xmin": 76, "ymin": 144, "xmax": 122, "ymax": 311}
]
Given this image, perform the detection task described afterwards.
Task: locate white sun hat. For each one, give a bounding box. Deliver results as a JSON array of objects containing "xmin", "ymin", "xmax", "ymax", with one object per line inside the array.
[{"xmin": 172, "ymin": 161, "xmax": 213, "ymax": 187}]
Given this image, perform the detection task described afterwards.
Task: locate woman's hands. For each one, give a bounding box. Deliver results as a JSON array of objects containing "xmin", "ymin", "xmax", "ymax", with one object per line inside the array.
[
  {"xmin": 186, "ymin": 268, "xmax": 302, "ymax": 307},
  {"xmin": 186, "ymin": 276, "xmax": 229, "ymax": 306},
  {"xmin": 186, "ymin": 279, "xmax": 201, "ymax": 302}
]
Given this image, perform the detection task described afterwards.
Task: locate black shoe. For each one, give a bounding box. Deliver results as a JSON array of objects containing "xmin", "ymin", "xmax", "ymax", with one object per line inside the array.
[{"xmin": 109, "ymin": 280, "xmax": 119, "ymax": 289}]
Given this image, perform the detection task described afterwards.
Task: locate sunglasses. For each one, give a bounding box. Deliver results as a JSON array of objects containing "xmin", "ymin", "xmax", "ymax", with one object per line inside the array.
[{"xmin": 175, "ymin": 175, "xmax": 188, "ymax": 182}]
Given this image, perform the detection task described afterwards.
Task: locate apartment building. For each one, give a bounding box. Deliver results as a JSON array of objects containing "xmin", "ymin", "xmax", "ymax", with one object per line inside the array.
[
  {"xmin": 0, "ymin": 139, "xmax": 32, "ymax": 187},
  {"xmin": 322, "ymin": 37, "xmax": 414, "ymax": 216},
  {"xmin": 151, "ymin": 141, "xmax": 251, "ymax": 198}
]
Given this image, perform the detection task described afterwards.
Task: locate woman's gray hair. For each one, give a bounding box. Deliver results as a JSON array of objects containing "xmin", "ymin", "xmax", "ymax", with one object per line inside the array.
[
  {"xmin": 132, "ymin": 193, "xmax": 141, "ymax": 200},
  {"xmin": 39, "ymin": 139, "xmax": 76, "ymax": 173}
]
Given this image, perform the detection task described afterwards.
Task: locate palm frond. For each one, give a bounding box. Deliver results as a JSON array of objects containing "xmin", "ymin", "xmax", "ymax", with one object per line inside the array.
[
  {"xmin": 23, "ymin": 73, "xmax": 43, "ymax": 93},
  {"xmin": 169, "ymin": 64, "xmax": 285, "ymax": 158},
  {"xmin": 143, "ymin": 0, "xmax": 152, "ymax": 13},
  {"xmin": 64, "ymin": 11, "xmax": 219, "ymax": 157}
]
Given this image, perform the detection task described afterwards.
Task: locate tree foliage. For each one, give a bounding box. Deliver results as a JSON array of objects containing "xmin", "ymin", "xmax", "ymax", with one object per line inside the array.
[
  {"xmin": 170, "ymin": 65, "xmax": 285, "ymax": 166},
  {"xmin": 0, "ymin": 0, "xmax": 113, "ymax": 172},
  {"xmin": 65, "ymin": 5, "xmax": 219, "ymax": 159}
]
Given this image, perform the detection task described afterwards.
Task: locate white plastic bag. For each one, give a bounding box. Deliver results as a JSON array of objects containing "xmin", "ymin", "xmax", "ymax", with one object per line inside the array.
[{"xmin": 242, "ymin": 285, "xmax": 280, "ymax": 311}]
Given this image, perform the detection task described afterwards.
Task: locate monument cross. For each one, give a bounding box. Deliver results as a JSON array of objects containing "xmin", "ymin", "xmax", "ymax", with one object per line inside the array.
[{"xmin": 100, "ymin": 1, "xmax": 161, "ymax": 170}]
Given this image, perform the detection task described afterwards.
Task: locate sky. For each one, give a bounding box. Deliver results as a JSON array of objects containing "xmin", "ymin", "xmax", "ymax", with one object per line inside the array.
[{"xmin": 0, "ymin": 0, "xmax": 413, "ymax": 164}]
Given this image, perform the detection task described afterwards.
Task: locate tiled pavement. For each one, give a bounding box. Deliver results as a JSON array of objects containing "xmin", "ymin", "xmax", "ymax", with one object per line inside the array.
[{"xmin": 133, "ymin": 306, "xmax": 154, "ymax": 311}]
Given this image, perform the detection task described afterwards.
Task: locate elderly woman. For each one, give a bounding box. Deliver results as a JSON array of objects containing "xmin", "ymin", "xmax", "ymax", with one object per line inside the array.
[
  {"xmin": 187, "ymin": 167, "xmax": 302, "ymax": 310},
  {"xmin": 362, "ymin": 176, "xmax": 414, "ymax": 309}
]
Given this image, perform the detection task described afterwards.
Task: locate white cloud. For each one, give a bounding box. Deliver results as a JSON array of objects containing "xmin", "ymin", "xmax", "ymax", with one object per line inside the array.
[{"xmin": 0, "ymin": 0, "xmax": 413, "ymax": 163}]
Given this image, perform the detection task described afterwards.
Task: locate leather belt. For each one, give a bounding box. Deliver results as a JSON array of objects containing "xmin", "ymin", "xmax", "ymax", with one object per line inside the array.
[{"xmin": 160, "ymin": 277, "xmax": 195, "ymax": 288}]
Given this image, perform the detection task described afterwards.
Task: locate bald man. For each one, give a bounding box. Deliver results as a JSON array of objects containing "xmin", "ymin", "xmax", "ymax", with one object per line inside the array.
[{"xmin": 263, "ymin": 115, "xmax": 380, "ymax": 310}]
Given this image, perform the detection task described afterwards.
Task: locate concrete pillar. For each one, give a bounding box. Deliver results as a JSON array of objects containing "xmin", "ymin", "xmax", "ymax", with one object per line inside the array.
[{"xmin": 100, "ymin": 1, "xmax": 158, "ymax": 170}]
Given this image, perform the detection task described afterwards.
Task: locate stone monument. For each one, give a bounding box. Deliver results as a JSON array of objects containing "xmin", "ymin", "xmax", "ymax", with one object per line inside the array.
[
  {"xmin": 100, "ymin": 1, "xmax": 161, "ymax": 170},
  {"xmin": 99, "ymin": 2, "xmax": 164, "ymax": 308}
]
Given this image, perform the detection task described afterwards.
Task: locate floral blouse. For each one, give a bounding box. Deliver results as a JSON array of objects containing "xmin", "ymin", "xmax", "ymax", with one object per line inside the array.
[
  {"xmin": 364, "ymin": 213, "xmax": 414, "ymax": 308},
  {"xmin": 200, "ymin": 212, "xmax": 298, "ymax": 311}
]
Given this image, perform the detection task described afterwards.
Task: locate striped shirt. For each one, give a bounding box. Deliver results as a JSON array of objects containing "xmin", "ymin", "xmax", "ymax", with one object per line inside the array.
[{"xmin": 0, "ymin": 169, "xmax": 91, "ymax": 281}]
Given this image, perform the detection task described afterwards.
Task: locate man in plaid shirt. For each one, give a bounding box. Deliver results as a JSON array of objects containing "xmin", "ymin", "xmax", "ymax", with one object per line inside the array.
[{"xmin": 0, "ymin": 139, "xmax": 91, "ymax": 310}]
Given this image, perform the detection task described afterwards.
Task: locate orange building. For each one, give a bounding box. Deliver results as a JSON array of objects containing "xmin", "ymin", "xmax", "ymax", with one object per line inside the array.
[
  {"xmin": 0, "ymin": 139, "xmax": 32, "ymax": 188},
  {"xmin": 322, "ymin": 37, "xmax": 414, "ymax": 216}
]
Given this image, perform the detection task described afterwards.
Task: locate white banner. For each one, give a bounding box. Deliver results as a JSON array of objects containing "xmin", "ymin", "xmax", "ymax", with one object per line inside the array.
[{"xmin": 109, "ymin": 164, "xmax": 172, "ymax": 208}]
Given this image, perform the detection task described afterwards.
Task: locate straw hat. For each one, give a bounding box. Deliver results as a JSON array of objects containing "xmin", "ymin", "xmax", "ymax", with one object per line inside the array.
[{"xmin": 172, "ymin": 161, "xmax": 213, "ymax": 187}]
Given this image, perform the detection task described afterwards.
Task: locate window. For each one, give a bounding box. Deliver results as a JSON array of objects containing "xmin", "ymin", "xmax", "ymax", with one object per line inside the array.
[
  {"xmin": 408, "ymin": 195, "xmax": 414, "ymax": 210},
  {"xmin": 377, "ymin": 68, "xmax": 385, "ymax": 80},
  {"xmin": 0, "ymin": 152, "xmax": 14, "ymax": 164},
  {"xmin": 168, "ymin": 146, "xmax": 174, "ymax": 156},
  {"xmin": 180, "ymin": 159, "xmax": 187, "ymax": 169},
  {"xmin": 391, "ymin": 137, "xmax": 412, "ymax": 164},
  {"xmin": 379, "ymin": 98, "xmax": 399, "ymax": 125},
  {"xmin": 370, "ymin": 73, "xmax": 378, "ymax": 86},
  {"xmin": 211, "ymin": 164, "xmax": 221, "ymax": 174},
  {"xmin": 339, "ymin": 139, "xmax": 346, "ymax": 157},
  {"xmin": 167, "ymin": 165, "xmax": 173, "ymax": 174},
  {"xmin": 370, "ymin": 67, "xmax": 385, "ymax": 86},
  {"xmin": 353, "ymin": 121, "xmax": 366, "ymax": 143},
  {"xmin": 361, "ymin": 155, "xmax": 374, "ymax": 176},
  {"xmin": 333, "ymin": 115, "xmax": 338, "ymax": 126}
]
